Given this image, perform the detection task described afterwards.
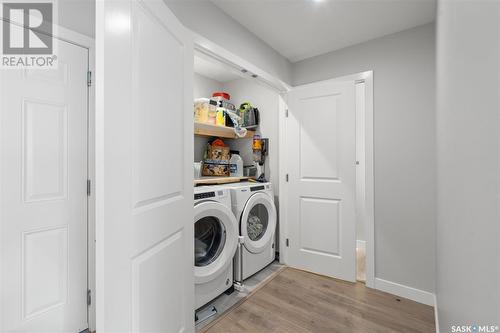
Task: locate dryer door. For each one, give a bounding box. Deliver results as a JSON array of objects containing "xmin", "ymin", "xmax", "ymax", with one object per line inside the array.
[
  {"xmin": 240, "ymin": 192, "xmax": 277, "ymax": 254},
  {"xmin": 194, "ymin": 201, "xmax": 238, "ymax": 284}
]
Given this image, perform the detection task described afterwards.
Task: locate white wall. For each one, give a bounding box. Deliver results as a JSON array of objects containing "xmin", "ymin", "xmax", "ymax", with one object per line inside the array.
[
  {"xmin": 293, "ymin": 23, "xmax": 436, "ymax": 294},
  {"xmin": 436, "ymin": 0, "xmax": 500, "ymax": 329},
  {"xmin": 222, "ymin": 79, "xmax": 280, "ymax": 196},
  {"xmin": 57, "ymin": 0, "xmax": 95, "ymax": 37},
  {"xmin": 163, "ymin": 0, "xmax": 292, "ymax": 85},
  {"xmin": 194, "ymin": 73, "xmax": 223, "ymax": 100}
]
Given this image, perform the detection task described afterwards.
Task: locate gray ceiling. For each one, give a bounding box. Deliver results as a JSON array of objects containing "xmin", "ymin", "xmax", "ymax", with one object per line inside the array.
[{"xmin": 211, "ymin": 0, "xmax": 436, "ymax": 62}]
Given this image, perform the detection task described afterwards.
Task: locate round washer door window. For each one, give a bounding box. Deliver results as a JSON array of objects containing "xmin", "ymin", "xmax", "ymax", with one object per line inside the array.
[
  {"xmin": 246, "ymin": 203, "xmax": 269, "ymax": 241},
  {"xmin": 193, "ymin": 201, "xmax": 238, "ymax": 285},
  {"xmin": 194, "ymin": 216, "xmax": 226, "ymax": 267}
]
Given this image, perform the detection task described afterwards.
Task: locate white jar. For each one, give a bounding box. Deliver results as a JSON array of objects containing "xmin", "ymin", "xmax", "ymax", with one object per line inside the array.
[
  {"xmin": 229, "ymin": 151, "xmax": 243, "ymax": 177},
  {"xmin": 193, "ymin": 162, "xmax": 202, "ymax": 179}
]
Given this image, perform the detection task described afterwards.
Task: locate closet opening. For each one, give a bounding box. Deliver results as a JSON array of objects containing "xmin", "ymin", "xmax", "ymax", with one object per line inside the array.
[{"xmin": 191, "ymin": 46, "xmax": 285, "ymax": 329}]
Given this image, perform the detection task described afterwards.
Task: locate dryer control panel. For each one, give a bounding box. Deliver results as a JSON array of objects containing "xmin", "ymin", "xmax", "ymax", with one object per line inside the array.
[{"xmin": 250, "ymin": 185, "xmax": 265, "ymax": 192}]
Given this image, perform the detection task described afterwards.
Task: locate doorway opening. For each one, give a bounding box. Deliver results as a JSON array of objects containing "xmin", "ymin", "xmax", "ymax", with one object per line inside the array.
[{"xmin": 356, "ymin": 79, "xmax": 367, "ymax": 283}]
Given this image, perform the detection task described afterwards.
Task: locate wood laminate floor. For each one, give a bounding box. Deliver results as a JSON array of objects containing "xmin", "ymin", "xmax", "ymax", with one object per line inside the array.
[{"xmin": 201, "ymin": 267, "xmax": 435, "ymax": 333}]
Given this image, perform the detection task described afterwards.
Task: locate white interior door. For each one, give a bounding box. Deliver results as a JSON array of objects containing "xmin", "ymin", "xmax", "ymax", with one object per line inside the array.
[
  {"xmin": 1, "ymin": 40, "xmax": 89, "ymax": 331},
  {"xmin": 96, "ymin": 0, "xmax": 194, "ymax": 332},
  {"xmin": 286, "ymin": 80, "xmax": 356, "ymax": 282}
]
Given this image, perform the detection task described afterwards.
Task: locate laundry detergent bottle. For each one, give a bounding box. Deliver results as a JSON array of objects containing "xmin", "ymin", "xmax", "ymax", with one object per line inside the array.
[{"xmin": 229, "ymin": 150, "xmax": 243, "ymax": 177}]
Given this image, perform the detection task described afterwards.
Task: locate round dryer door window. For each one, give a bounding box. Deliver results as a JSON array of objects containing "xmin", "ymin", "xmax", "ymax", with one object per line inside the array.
[
  {"xmin": 241, "ymin": 192, "xmax": 277, "ymax": 254},
  {"xmin": 246, "ymin": 204, "xmax": 269, "ymax": 241},
  {"xmin": 195, "ymin": 216, "xmax": 226, "ymax": 267}
]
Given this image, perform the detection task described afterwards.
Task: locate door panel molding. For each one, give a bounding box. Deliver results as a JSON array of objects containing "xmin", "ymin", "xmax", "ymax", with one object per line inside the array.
[
  {"xmin": 1, "ymin": 33, "xmax": 90, "ymax": 332},
  {"xmin": 287, "ymin": 79, "xmax": 356, "ymax": 282},
  {"xmin": 95, "ymin": 0, "xmax": 194, "ymax": 331},
  {"xmin": 279, "ymin": 71, "xmax": 375, "ymax": 288}
]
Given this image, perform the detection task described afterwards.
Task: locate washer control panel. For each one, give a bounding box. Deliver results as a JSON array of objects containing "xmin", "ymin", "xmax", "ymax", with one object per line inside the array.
[
  {"xmin": 194, "ymin": 192, "xmax": 215, "ymax": 200},
  {"xmin": 194, "ymin": 190, "xmax": 225, "ymax": 201}
]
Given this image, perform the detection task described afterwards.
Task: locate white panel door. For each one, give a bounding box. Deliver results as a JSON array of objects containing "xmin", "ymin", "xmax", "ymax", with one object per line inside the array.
[
  {"xmin": 0, "ymin": 41, "xmax": 89, "ymax": 331},
  {"xmin": 96, "ymin": 0, "xmax": 194, "ymax": 332},
  {"xmin": 286, "ymin": 80, "xmax": 356, "ymax": 282}
]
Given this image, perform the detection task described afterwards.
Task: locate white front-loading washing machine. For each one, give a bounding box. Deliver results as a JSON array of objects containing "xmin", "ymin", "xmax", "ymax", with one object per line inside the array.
[
  {"xmin": 194, "ymin": 186, "xmax": 238, "ymax": 309},
  {"xmin": 225, "ymin": 182, "xmax": 277, "ymax": 282}
]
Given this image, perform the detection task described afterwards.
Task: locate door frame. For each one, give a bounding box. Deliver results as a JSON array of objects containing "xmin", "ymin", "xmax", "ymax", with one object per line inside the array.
[
  {"xmin": 278, "ymin": 71, "xmax": 375, "ymax": 288},
  {"xmin": 0, "ymin": 19, "xmax": 96, "ymax": 331},
  {"xmin": 41, "ymin": 24, "xmax": 96, "ymax": 331},
  {"xmin": 50, "ymin": 25, "xmax": 96, "ymax": 332},
  {"xmin": 192, "ymin": 33, "xmax": 290, "ymax": 94}
]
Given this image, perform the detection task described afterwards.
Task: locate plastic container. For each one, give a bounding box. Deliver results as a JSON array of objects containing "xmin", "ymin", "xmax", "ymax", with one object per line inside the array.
[
  {"xmin": 212, "ymin": 92, "xmax": 230, "ymax": 101},
  {"xmin": 193, "ymin": 162, "xmax": 202, "ymax": 179},
  {"xmin": 253, "ymin": 135, "xmax": 262, "ymax": 163},
  {"xmin": 212, "ymin": 92, "xmax": 235, "ymax": 112},
  {"xmin": 194, "ymin": 98, "xmax": 217, "ymax": 125},
  {"xmin": 216, "ymin": 107, "xmax": 226, "ymax": 126},
  {"xmin": 252, "ymin": 135, "xmax": 262, "ymax": 150},
  {"xmin": 212, "ymin": 92, "xmax": 236, "ymax": 127},
  {"xmin": 229, "ymin": 150, "xmax": 243, "ymax": 177}
]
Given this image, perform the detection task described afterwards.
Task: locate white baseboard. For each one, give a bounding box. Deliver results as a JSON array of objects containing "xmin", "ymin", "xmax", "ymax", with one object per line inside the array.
[
  {"xmin": 374, "ymin": 278, "xmax": 435, "ymax": 306},
  {"xmin": 356, "ymin": 240, "xmax": 366, "ymax": 251},
  {"xmin": 434, "ymin": 294, "xmax": 440, "ymax": 333}
]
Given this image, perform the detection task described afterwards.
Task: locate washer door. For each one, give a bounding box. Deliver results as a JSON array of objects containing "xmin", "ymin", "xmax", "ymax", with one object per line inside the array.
[
  {"xmin": 240, "ymin": 192, "xmax": 277, "ymax": 254},
  {"xmin": 194, "ymin": 201, "xmax": 238, "ymax": 284}
]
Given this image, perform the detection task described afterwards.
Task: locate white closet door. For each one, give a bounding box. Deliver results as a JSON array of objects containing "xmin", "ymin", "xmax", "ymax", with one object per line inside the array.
[
  {"xmin": 96, "ymin": 0, "xmax": 194, "ymax": 332},
  {"xmin": 286, "ymin": 80, "xmax": 356, "ymax": 282},
  {"xmin": 1, "ymin": 39, "xmax": 88, "ymax": 332}
]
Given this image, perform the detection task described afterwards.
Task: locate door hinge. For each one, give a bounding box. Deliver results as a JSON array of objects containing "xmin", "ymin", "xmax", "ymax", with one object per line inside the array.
[
  {"xmin": 286, "ymin": 174, "xmax": 289, "ymax": 182},
  {"xmin": 87, "ymin": 289, "xmax": 92, "ymax": 306},
  {"xmin": 286, "ymin": 238, "xmax": 289, "ymax": 247},
  {"xmin": 87, "ymin": 71, "xmax": 92, "ymax": 87},
  {"xmin": 87, "ymin": 179, "xmax": 91, "ymax": 196},
  {"xmin": 285, "ymin": 109, "xmax": 289, "ymax": 118}
]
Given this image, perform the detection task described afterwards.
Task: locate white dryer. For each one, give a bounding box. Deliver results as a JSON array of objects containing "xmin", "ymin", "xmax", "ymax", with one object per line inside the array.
[
  {"xmin": 194, "ymin": 186, "xmax": 238, "ymax": 309},
  {"xmin": 226, "ymin": 182, "xmax": 277, "ymax": 282}
]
